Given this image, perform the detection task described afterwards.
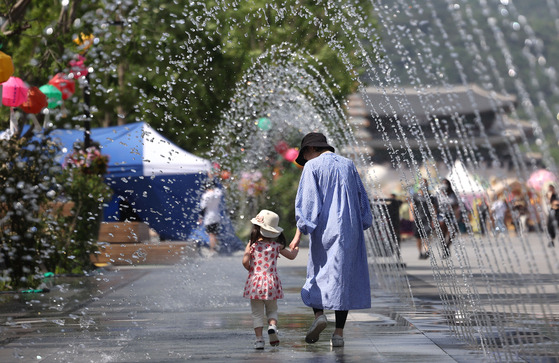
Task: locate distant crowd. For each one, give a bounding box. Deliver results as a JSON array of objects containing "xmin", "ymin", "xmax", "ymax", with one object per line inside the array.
[{"xmin": 387, "ymin": 179, "xmax": 559, "ymax": 259}]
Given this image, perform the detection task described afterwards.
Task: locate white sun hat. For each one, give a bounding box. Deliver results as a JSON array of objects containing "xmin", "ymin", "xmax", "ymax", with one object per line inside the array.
[{"xmin": 250, "ymin": 209, "xmax": 284, "ymax": 238}]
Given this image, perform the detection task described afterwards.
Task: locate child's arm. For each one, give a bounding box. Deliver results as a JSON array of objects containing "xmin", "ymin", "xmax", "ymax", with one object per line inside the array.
[
  {"xmin": 242, "ymin": 243, "xmax": 251, "ymax": 270},
  {"xmin": 279, "ymin": 245, "xmax": 299, "ymax": 260}
]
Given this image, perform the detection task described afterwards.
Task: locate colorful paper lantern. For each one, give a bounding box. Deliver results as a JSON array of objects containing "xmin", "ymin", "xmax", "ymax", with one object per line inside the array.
[
  {"xmin": 1, "ymin": 76, "xmax": 28, "ymax": 107},
  {"xmin": 283, "ymin": 148, "xmax": 299, "ymax": 163},
  {"xmin": 73, "ymin": 33, "xmax": 94, "ymax": 53},
  {"xmin": 39, "ymin": 84, "xmax": 63, "ymax": 108},
  {"xmin": 48, "ymin": 73, "xmax": 75, "ymax": 100},
  {"xmin": 220, "ymin": 170, "xmax": 231, "ymax": 180},
  {"xmin": 0, "ymin": 51, "xmax": 14, "ymax": 84},
  {"xmin": 68, "ymin": 55, "xmax": 88, "ymax": 78},
  {"xmin": 21, "ymin": 86, "xmax": 48, "ymax": 114},
  {"xmin": 527, "ymin": 169, "xmax": 557, "ymax": 192},
  {"xmin": 274, "ymin": 140, "xmax": 289, "ymax": 155},
  {"xmin": 257, "ymin": 117, "xmax": 272, "ymax": 131}
]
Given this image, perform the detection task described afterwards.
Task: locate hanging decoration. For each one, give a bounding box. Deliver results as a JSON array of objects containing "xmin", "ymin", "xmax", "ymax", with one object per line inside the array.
[
  {"xmin": 274, "ymin": 140, "xmax": 289, "ymax": 155},
  {"xmin": 39, "ymin": 84, "xmax": 63, "ymax": 108},
  {"xmin": 48, "ymin": 73, "xmax": 75, "ymax": 100},
  {"xmin": 21, "ymin": 87, "xmax": 48, "ymax": 114},
  {"xmin": 73, "ymin": 33, "xmax": 95, "ymax": 54},
  {"xmin": 283, "ymin": 148, "xmax": 299, "ymax": 163},
  {"xmin": 0, "ymin": 51, "xmax": 14, "ymax": 83},
  {"xmin": 68, "ymin": 55, "xmax": 88, "ymax": 78},
  {"xmin": 257, "ymin": 117, "xmax": 272, "ymax": 131},
  {"xmin": 220, "ymin": 169, "xmax": 231, "ymax": 180},
  {"xmin": 1, "ymin": 76, "xmax": 28, "ymax": 107},
  {"xmin": 527, "ymin": 169, "xmax": 557, "ymax": 192}
]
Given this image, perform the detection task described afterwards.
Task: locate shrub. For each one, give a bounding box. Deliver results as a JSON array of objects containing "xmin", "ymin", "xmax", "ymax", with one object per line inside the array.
[
  {"xmin": 0, "ymin": 133, "xmax": 62, "ymax": 289},
  {"xmin": 46, "ymin": 146, "xmax": 112, "ymax": 274}
]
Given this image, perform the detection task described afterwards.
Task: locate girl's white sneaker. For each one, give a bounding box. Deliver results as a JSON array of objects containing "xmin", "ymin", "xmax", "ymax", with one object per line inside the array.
[
  {"xmin": 254, "ymin": 339, "xmax": 265, "ymax": 350},
  {"xmin": 268, "ymin": 325, "xmax": 280, "ymax": 346}
]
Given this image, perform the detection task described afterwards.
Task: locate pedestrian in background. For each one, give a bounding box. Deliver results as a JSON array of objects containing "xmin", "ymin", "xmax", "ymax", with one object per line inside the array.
[
  {"xmin": 199, "ymin": 178, "xmax": 223, "ymax": 255},
  {"xmin": 242, "ymin": 209, "xmax": 299, "ymax": 349},
  {"xmin": 386, "ymin": 192, "xmax": 403, "ymax": 258},
  {"xmin": 290, "ymin": 132, "xmax": 373, "ymax": 348},
  {"xmin": 491, "ymin": 194, "xmax": 508, "ymax": 234},
  {"xmin": 438, "ymin": 178, "xmax": 460, "ymax": 259},
  {"xmin": 547, "ymin": 199, "xmax": 559, "ymax": 247},
  {"xmin": 409, "ymin": 178, "xmax": 437, "ymax": 259}
]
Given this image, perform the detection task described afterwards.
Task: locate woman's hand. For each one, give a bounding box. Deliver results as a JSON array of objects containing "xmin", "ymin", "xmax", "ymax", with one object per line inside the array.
[{"xmin": 289, "ymin": 228, "xmax": 302, "ymax": 250}]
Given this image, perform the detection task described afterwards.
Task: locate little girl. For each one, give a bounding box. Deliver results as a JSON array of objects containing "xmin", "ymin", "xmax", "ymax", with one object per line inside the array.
[{"xmin": 242, "ymin": 209, "xmax": 299, "ymax": 349}]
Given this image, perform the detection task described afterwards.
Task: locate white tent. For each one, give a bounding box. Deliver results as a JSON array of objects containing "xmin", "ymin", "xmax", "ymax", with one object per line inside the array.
[{"xmin": 446, "ymin": 160, "xmax": 485, "ymax": 196}]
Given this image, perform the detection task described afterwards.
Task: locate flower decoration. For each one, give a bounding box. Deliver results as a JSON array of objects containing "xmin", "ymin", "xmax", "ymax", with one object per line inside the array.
[
  {"xmin": 238, "ymin": 170, "xmax": 267, "ymax": 197},
  {"xmin": 63, "ymin": 146, "xmax": 109, "ymax": 175}
]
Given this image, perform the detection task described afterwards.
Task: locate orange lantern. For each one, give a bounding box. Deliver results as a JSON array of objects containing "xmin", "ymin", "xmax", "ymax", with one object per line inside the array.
[
  {"xmin": 220, "ymin": 170, "xmax": 231, "ymax": 180},
  {"xmin": 48, "ymin": 73, "xmax": 75, "ymax": 100},
  {"xmin": 0, "ymin": 51, "xmax": 14, "ymax": 83},
  {"xmin": 21, "ymin": 86, "xmax": 48, "ymax": 114}
]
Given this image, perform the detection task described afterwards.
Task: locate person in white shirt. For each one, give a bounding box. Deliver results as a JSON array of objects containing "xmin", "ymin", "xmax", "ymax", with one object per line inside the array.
[{"xmin": 200, "ymin": 179, "xmax": 223, "ymax": 254}]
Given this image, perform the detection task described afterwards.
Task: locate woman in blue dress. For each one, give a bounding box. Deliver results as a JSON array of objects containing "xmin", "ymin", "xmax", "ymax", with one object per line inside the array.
[{"xmin": 290, "ymin": 132, "xmax": 373, "ymax": 347}]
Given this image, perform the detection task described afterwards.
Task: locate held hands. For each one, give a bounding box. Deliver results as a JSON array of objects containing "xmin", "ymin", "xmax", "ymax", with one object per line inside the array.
[{"xmin": 289, "ymin": 228, "xmax": 302, "ymax": 250}]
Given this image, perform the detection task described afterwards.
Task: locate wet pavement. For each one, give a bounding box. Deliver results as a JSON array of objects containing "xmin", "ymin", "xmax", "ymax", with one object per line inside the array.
[{"xmin": 0, "ymin": 239, "xmax": 513, "ymax": 362}]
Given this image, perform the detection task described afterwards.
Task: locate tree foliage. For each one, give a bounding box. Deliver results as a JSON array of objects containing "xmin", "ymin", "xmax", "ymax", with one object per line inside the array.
[{"xmin": 1, "ymin": 0, "xmax": 377, "ymax": 153}]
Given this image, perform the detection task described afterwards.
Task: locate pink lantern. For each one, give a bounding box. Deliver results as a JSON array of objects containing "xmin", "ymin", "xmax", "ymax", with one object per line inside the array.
[
  {"xmin": 1, "ymin": 76, "xmax": 28, "ymax": 107},
  {"xmin": 68, "ymin": 55, "xmax": 88, "ymax": 78},
  {"xmin": 283, "ymin": 148, "xmax": 299, "ymax": 163},
  {"xmin": 48, "ymin": 73, "xmax": 75, "ymax": 100},
  {"xmin": 527, "ymin": 169, "xmax": 557, "ymax": 192}
]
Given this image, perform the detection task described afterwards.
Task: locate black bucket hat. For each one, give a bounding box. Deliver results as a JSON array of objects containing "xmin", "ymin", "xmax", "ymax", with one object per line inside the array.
[{"xmin": 295, "ymin": 132, "xmax": 335, "ymax": 166}]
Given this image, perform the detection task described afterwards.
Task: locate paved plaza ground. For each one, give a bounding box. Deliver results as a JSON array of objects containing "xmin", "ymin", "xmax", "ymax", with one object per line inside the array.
[{"xmin": 1, "ymin": 232, "xmax": 557, "ymax": 362}]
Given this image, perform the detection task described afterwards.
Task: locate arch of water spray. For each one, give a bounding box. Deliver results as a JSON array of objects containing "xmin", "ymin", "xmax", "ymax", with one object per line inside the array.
[{"xmin": 145, "ymin": 1, "xmax": 559, "ymax": 360}]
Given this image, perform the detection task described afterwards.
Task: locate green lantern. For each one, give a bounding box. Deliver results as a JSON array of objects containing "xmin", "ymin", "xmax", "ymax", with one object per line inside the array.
[
  {"xmin": 39, "ymin": 84, "xmax": 63, "ymax": 109},
  {"xmin": 257, "ymin": 117, "xmax": 272, "ymax": 131}
]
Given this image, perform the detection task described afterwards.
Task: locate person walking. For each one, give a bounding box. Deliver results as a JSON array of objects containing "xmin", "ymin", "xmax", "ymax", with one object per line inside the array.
[
  {"xmin": 199, "ymin": 178, "xmax": 223, "ymax": 255},
  {"xmin": 437, "ymin": 178, "xmax": 460, "ymax": 259},
  {"xmin": 290, "ymin": 132, "xmax": 373, "ymax": 348},
  {"xmin": 491, "ymin": 194, "xmax": 508, "ymax": 234},
  {"xmin": 409, "ymin": 178, "xmax": 438, "ymax": 259},
  {"xmin": 546, "ymin": 199, "xmax": 559, "ymax": 247},
  {"xmin": 242, "ymin": 209, "xmax": 299, "ymax": 349}
]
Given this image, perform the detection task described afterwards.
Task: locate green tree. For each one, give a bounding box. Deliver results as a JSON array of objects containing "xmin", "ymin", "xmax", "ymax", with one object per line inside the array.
[{"xmin": 1, "ymin": 0, "xmax": 377, "ymax": 153}]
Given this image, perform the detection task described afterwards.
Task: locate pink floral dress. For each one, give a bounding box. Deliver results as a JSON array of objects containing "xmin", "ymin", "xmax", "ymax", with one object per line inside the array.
[{"xmin": 243, "ymin": 240, "xmax": 284, "ymax": 300}]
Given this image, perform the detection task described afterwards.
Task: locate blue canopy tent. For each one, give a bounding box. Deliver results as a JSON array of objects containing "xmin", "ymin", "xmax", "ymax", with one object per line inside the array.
[{"xmin": 47, "ymin": 122, "xmax": 242, "ymax": 253}]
